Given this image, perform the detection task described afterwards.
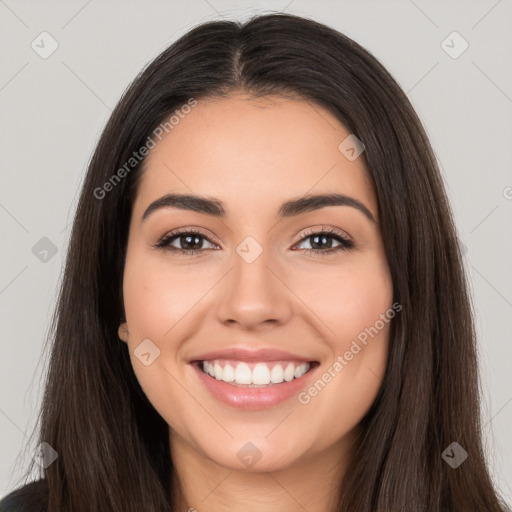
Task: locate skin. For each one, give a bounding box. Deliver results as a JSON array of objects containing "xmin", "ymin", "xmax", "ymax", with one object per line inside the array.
[{"xmin": 118, "ymin": 91, "xmax": 393, "ymax": 512}]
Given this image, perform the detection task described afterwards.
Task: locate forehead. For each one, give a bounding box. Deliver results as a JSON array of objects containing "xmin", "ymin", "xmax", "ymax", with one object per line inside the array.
[{"xmin": 135, "ymin": 92, "xmax": 376, "ymax": 220}]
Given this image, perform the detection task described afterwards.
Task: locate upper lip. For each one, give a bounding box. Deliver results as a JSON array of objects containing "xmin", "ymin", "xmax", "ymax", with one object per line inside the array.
[{"xmin": 189, "ymin": 347, "xmax": 317, "ymax": 363}]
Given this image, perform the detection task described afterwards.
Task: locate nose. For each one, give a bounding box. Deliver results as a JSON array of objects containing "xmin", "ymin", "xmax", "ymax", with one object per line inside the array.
[{"xmin": 215, "ymin": 245, "xmax": 293, "ymax": 332}]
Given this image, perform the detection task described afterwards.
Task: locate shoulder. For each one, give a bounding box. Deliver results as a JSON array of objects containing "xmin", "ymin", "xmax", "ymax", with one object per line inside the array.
[{"xmin": 0, "ymin": 480, "xmax": 48, "ymax": 512}]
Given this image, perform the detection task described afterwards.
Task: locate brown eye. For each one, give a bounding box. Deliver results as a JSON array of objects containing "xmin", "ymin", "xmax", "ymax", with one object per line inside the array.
[
  {"xmin": 293, "ymin": 228, "xmax": 354, "ymax": 257},
  {"xmin": 154, "ymin": 229, "xmax": 218, "ymax": 255}
]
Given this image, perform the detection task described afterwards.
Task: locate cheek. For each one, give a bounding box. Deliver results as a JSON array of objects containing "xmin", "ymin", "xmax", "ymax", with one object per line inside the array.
[
  {"xmin": 122, "ymin": 250, "xmax": 210, "ymax": 339},
  {"xmin": 121, "ymin": 250, "xmax": 201, "ymax": 424},
  {"xmin": 293, "ymin": 254, "xmax": 393, "ymax": 347},
  {"xmin": 293, "ymin": 256, "xmax": 393, "ymax": 424},
  {"xmin": 330, "ymin": 260, "xmax": 393, "ymax": 379},
  {"xmin": 121, "ymin": 248, "xmax": 220, "ymax": 408}
]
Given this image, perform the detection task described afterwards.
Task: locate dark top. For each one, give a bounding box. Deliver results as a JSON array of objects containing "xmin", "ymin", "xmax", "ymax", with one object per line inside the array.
[{"xmin": 0, "ymin": 480, "xmax": 48, "ymax": 512}]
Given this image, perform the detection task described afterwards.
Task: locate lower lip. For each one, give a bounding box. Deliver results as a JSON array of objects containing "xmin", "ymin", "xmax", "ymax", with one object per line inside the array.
[{"xmin": 191, "ymin": 361, "xmax": 319, "ymax": 410}]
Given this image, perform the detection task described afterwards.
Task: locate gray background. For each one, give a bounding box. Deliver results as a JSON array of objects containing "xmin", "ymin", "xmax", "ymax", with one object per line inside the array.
[{"xmin": 1, "ymin": 0, "xmax": 511, "ymax": 502}]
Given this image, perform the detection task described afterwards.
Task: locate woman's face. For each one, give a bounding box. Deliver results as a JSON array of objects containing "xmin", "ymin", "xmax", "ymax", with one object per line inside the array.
[{"xmin": 119, "ymin": 92, "xmax": 393, "ymax": 473}]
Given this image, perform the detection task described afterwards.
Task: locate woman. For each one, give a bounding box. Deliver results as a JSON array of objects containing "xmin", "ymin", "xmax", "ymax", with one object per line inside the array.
[{"xmin": 0, "ymin": 12, "xmax": 507, "ymax": 512}]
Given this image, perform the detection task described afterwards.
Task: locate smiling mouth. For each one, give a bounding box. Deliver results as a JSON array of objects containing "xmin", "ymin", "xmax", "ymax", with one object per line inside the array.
[{"xmin": 192, "ymin": 359, "xmax": 320, "ymax": 387}]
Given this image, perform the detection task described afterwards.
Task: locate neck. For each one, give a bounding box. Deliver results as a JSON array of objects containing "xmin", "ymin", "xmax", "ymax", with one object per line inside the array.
[{"xmin": 169, "ymin": 427, "xmax": 360, "ymax": 512}]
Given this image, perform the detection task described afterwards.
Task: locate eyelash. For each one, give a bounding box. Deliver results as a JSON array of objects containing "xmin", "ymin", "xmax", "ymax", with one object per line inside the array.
[{"xmin": 153, "ymin": 226, "xmax": 354, "ymax": 258}]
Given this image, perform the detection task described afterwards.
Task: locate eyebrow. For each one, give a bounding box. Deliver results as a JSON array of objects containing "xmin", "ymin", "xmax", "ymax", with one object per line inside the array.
[{"xmin": 141, "ymin": 193, "xmax": 376, "ymax": 223}]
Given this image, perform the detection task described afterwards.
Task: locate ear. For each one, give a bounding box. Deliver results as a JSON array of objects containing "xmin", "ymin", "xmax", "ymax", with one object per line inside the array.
[{"xmin": 118, "ymin": 322, "xmax": 129, "ymax": 343}]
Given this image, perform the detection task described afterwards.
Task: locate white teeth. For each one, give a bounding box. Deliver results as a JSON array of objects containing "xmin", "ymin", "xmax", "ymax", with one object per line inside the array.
[
  {"xmin": 214, "ymin": 363, "xmax": 223, "ymax": 380},
  {"xmin": 201, "ymin": 360, "xmax": 311, "ymax": 385},
  {"xmin": 270, "ymin": 364, "xmax": 284, "ymax": 383},
  {"xmin": 204, "ymin": 361, "xmax": 214, "ymax": 377},
  {"xmin": 222, "ymin": 363, "xmax": 235, "ymax": 382},
  {"xmin": 294, "ymin": 364, "xmax": 308, "ymax": 378},
  {"xmin": 253, "ymin": 364, "xmax": 270, "ymax": 385},
  {"xmin": 284, "ymin": 363, "xmax": 295, "ymax": 381},
  {"xmin": 235, "ymin": 362, "xmax": 252, "ymax": 384}
]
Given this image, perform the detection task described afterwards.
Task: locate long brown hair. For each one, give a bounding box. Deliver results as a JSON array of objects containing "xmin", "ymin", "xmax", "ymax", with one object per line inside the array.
[{"xmin": 7, "ymin": 12, "xmax": 508, "ymax": 512}]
